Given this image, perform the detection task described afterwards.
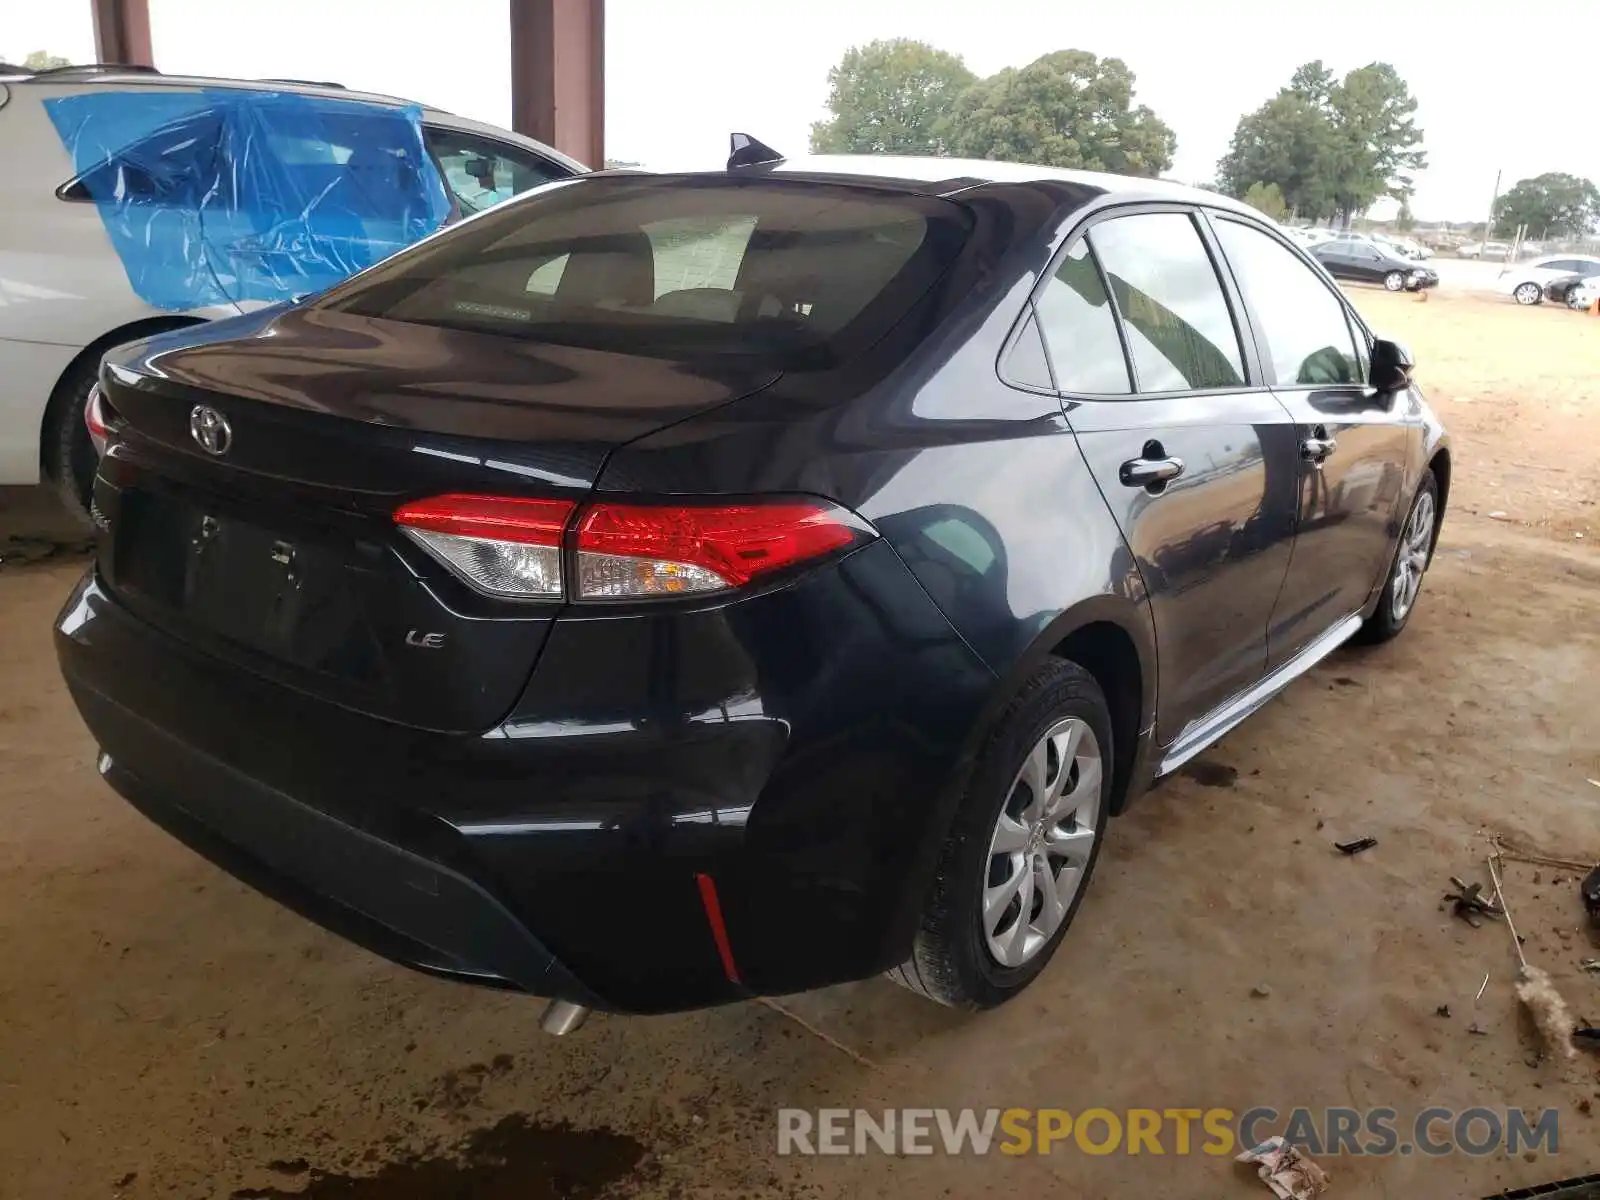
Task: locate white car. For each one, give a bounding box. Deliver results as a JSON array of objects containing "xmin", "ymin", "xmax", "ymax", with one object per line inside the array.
[
  {"xmin": 0, "ymin": 64, "xmax": 585, "ymax": 519},
  {"xmin": 1495, "ymin": 254, "xmax": 1600, "ymax": 306},
  {"xmin": 1377, "ymin": 235, "xmax": 1430, "ymax": 260}
]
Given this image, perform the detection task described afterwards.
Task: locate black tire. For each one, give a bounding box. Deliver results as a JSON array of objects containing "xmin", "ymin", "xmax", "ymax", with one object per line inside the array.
[
  {"xmin": 40, "ymin": 355, "xmax": 102, "ymax": 526},
  {"xmin": 1513, "ymin": 281, "xmax": 1543, "ymax": 306},
  {"xmin": 1356, "ymin": 470, "xmax": 1438, "ymax": 645},
  {"xmin": 888, "ymin": 658, "xmax": 1114, "ymax": 1008},
  {"xmin": 1384, "ymin": 270, "xmax": 1406, "ymax": 292}
]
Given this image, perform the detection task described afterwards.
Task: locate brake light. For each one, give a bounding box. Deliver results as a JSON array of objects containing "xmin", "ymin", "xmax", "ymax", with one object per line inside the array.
[
  {"xmin": 393, "ymin": 495, "xmax": 870, "ymax": 600},
  {"xmin": 394, "ymin": 494, "xmax": 575, "ymax": 598},
  {"xmin": 575, "ymin": 501, "xmax": 864, "ymax": 598},
  {"xmin": 84, "ymin": 385, "xmax": 114, "ymax": 456}
]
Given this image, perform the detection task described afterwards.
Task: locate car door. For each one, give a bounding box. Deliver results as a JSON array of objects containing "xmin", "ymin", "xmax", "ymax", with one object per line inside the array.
[
  {"xmin": 1350, "ymin": 244, "xmax": 1388, "ymax": 282},
  {"xmin": 422, "ymin": 126, "xmax": 574, "ymax": 219},
  {"xmin": 1039, "ymin": 208, "xmax": 1300, "ymax": 746},
  {"xmin": 1311, "ymin": 246, "xmax": 1343, "ymax": 278},
  {"xmin": 1209, "ymin": 215, "xmax": 1414, "ymax": 668}
]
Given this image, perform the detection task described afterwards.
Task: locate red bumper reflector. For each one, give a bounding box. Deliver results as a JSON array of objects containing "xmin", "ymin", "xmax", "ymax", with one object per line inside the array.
[{"xmin": 695, "ymin": 871, "xmax": 741, "ymax": 984}]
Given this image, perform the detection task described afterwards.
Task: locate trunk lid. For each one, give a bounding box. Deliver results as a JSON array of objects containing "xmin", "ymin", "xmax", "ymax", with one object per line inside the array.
[{"xmin": 94, "ymin": 307, "xmax": 777, "ymax": 733}]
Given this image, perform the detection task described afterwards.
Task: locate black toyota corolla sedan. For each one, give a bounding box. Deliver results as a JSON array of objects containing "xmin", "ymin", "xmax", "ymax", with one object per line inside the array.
[
  {"xmin": 1311, "ymin": 236, "xmax": 1440, "ymax": 292},
  {"xmin": 58, "ymin": 143, "xmax": 1450, "ymax": 1027}
]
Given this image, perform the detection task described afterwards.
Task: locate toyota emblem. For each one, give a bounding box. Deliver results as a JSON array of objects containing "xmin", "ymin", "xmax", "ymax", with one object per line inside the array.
[{"xmin": 189, "ymin": 405, "xmax": 232, "ymax": 456}]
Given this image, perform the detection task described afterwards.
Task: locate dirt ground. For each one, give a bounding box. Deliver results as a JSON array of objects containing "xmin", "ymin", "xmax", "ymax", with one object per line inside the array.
[{"xmin": 1, "ymin": 289, "xmax": 1597, "ymax": 1200}]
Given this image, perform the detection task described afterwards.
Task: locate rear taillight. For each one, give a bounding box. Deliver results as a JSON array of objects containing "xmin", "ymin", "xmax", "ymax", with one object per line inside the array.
[
  {"xmin": 574, "ymin": 502, "xmax": 863, "ymax": 598},
  {"xmin": 394, "ymin": 495, "xmax": 871, "ymax": 601},
  {"xmin": 394, "ymin": 494, "xmax": 575, "ymax": 598},
  {"xmin": 84, "ymin": 385, "xmax": 116, "ymax": 456}
]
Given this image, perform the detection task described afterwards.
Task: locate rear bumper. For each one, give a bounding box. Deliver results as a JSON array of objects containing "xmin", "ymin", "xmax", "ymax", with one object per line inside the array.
[
  {"xmin": 81, "ymin": 687, "xmax": 600, "ymax": 1003},
  {"xmin": 56, "ymin": 541, "xmax": 997, "ymax": 1012}
]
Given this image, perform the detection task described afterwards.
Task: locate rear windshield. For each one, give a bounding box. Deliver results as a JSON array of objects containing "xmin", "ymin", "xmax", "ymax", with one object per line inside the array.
[{"xmin": 319, "ymin": 176, "xmax": 972, "ymax": 368}]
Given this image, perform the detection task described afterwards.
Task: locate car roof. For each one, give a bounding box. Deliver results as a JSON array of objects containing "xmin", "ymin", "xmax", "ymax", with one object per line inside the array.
[
  {"xmin": 3, "ymin": 65, "xmax": 434, "ymax": 114},
  {"xmin": 613, "ymin": 152, "xmax": 1261, "ymax": 219},
  {"xmin": 0, "ymin": 65, "xmax": 590, "ymax": 172}
]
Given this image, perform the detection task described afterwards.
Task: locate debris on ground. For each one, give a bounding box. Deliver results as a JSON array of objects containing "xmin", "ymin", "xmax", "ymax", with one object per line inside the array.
[
  {"xmin": 1574, "ymin": 1026, "xmax": 1600, "ymax": 1052},
  {"xmin": 1446, "ymin": 876, "xmax": 1504, "ymax": 927},
  {"xmin": 1515, "ymin": 966, "xmax": 1578, "ymax": 1062},
  {"xmin": 1579, "ymin": 960, "xmax": 1600, "ymax": 974},
  {"xmin": 1251, "ymin": 984, "xmax": 1272, "ymax": 998},
  {"xmin": 1581, "ymin": 867, "xmax": 1600, "ymax": 926},
  {"xmin": 1488, "ymin": 857, "xmax": 1577, "ymax": 1061},
  {"xmin": 1467, "ymin": 1022, "xmax": 1489, "ymax": 1036},
  {"xmin": 1236, "ymin": 1136, "xmax": 1330, "ymax": 1199},
  {"xmin": 1436, "ymin": 1004, "xmax": 1452, "ymax": 1018},
  {"xmin": 1335, "ymin": 837, "xmax": 1378, "ymax": 856}
]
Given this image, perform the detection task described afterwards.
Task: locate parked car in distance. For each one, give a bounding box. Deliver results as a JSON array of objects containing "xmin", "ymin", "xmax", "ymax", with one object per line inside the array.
[
  {"xmin": 57, "ymin": 146, "xmax": 1450, "ymax": 1025},
  {"xmin": 1457, "ymin": 240, "xmax": 1511, "ymax": 260},
  {"xmin": 1311, "ymin": 239, "xmax": 1440, "ymax": 291},
  {"xmin": 0, "ymin": 64, "xmax": 585, "ymax": 522},
  {"xmin": 1495, "ymin": 254, "xmax": 1600, "ymax": 305},
  {"xmin": 1375, "ymin": 234, "xmax": 1430, "ymax": 260},
  {"xmin": 1569, "ymin": 277, "xmax": 1600, "ymax": 311}
]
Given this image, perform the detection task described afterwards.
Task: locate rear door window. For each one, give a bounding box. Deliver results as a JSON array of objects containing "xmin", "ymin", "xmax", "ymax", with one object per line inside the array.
[
  {"xmin": 1087, "ymin": 212, "xmax": 1246, "ymax": 392},
  {"xmin": 1213, "ymin": 219, "xmax": 1360, "ymax": 387},
  {"xmin": 1033, "ymin": 241, "xmax": 1132, "ymax": 394},
  {"xmin": 324, "ymin": 178, "xmax": 972, "ymax": 369}
]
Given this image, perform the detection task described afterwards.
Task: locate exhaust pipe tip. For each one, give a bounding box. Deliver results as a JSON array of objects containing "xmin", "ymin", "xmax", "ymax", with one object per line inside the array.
[{"xmin": 540, "ymin": 999, "xmax": 590, "ymax": 1036}]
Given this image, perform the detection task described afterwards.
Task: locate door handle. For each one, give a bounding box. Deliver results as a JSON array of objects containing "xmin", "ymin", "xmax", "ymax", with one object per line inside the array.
[
  {"xmin": 1301, "ymin": 433, "xmax": 1339, "ymax": 463},
  {"xmin": 1119, "ymin": 448, "xmax": 1186, "ymax": 490}
]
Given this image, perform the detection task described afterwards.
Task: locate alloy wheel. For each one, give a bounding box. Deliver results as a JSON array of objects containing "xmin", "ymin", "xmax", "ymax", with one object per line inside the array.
[
  {"xmin": 1384, "ymin": 271, "xmax": 1405, "ymax": 292},
  {"xmin": 981, "ymin": 717, "xmax": 1102, "ymax": 968},
  {"xmin": 1390, "ymin": 489, "xmax": 1436, "ymax": 622},
  {"xmin": 1514, "ymin": 282, "xmax": 1541, "ymax": 305}
]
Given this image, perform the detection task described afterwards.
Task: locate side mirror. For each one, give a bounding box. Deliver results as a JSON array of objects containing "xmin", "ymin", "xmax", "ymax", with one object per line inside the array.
[{"xmin": 1370, "ymin": 338, "xmax": 1414, "ymax": 392}]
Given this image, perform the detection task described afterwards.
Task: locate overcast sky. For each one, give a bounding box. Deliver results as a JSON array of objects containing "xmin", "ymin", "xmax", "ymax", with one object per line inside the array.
[{"xmin": 7, "ymin": 0, "xmax": 1597, "ymax": 220}]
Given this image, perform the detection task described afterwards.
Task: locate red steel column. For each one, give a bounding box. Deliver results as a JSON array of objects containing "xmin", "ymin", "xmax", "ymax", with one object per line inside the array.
[
  {"xmin": 89, "ymin": 0, "xmax": 155, "ymax": 67},
  {"xmin": 510, "ymin": 0, "xmax": 605, "ymax": 168}
]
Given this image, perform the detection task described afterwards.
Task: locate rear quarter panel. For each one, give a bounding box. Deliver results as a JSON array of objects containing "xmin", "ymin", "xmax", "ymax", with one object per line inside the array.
[{"xmin": 596, "ymin": 237, "xmax": 1159, "ymax": 771}]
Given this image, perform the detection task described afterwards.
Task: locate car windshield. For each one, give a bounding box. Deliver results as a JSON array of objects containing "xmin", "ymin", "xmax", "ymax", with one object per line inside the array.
[{"xmin": 320, "ymin": 175, "xmax": 973, "ymax": 369}]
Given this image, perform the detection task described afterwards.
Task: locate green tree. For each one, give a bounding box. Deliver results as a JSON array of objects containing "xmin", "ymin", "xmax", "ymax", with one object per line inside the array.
[
  {"xmin": 23, "ymin": 50, "xmax": 72, "ymax": 70},
  {"xmin": 1242, "ymin": 181, "xmax": 1288, "ymax": 221},
  {"xmin": 1325, "ymin": 63, "xmax": 1426, "ymax": 219},
  {"xmin": 810, "ymin": 40, "xmax": 976, "ymax": 155},
  {"xmin": 939, "ymin": 50, "xmax": 1174, "ymax": 176},
  {"xmin": 1491, "ymin": 173, "xmax": 1600, "ymax": 239},
  {"xmin": 1396, "ymin": 200, "xmax": 1415, "ymax": 232},
  {"xmin": 1218, "ymin": 91, "xmax": 1337, "ymax": 219},
  {"xmin": 1217, "ymin": 60, "xmax": 1425, "ymax": 224}
]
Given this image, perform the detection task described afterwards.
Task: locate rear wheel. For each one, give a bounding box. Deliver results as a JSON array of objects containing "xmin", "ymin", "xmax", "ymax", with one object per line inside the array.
[
  {"xmin": 1513, "ymin": 281, "xmax": 1543, "ymax": 306},
  {"xmin": 1384, "ymin": 270, "xmax": 1406, "ymax": 292},
  {"xmin": 888, "ymin": 659, "xmax": 1113, "ymax": 1008},
  {"xmin": 41, "ymin": 357, "xmax": 101, "ymax": 526},
  {"xmin": 1357, "ymin": 470, "xmax": 1438, "ymax": 644}
]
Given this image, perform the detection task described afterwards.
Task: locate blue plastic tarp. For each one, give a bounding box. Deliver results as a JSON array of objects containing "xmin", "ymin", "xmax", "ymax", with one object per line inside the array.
[{"xmin": 45, "ymin": 88, "xmax": 451, "ymax": 312}]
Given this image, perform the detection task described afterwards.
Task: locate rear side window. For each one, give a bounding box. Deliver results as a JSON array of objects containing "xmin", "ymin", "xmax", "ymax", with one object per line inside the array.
[
  {"xmin": 1213, "ymin": 219, "xmax": 1359, "ymax": 387},
  {"xmin": 424, "ymin": 126, "xmax": 568, "ymax": 216},
  {"xmin": 1034, "ymin": 241, "xmax": 1132, "ymax": 394},
  {"xmin": 1087, "ymin": 212, "xmax": 1245, "ymax": 392},
  {"xmin": 58, "ymin": 110, "xmax": 224, "ymax": 206},
  {"xmin": 1000, "ymin": 310, "xmax": 1055, "ymax": 391},
  {"xmin": 324, "ymin": 178, "xmax": 972, "ymax": 369}
]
